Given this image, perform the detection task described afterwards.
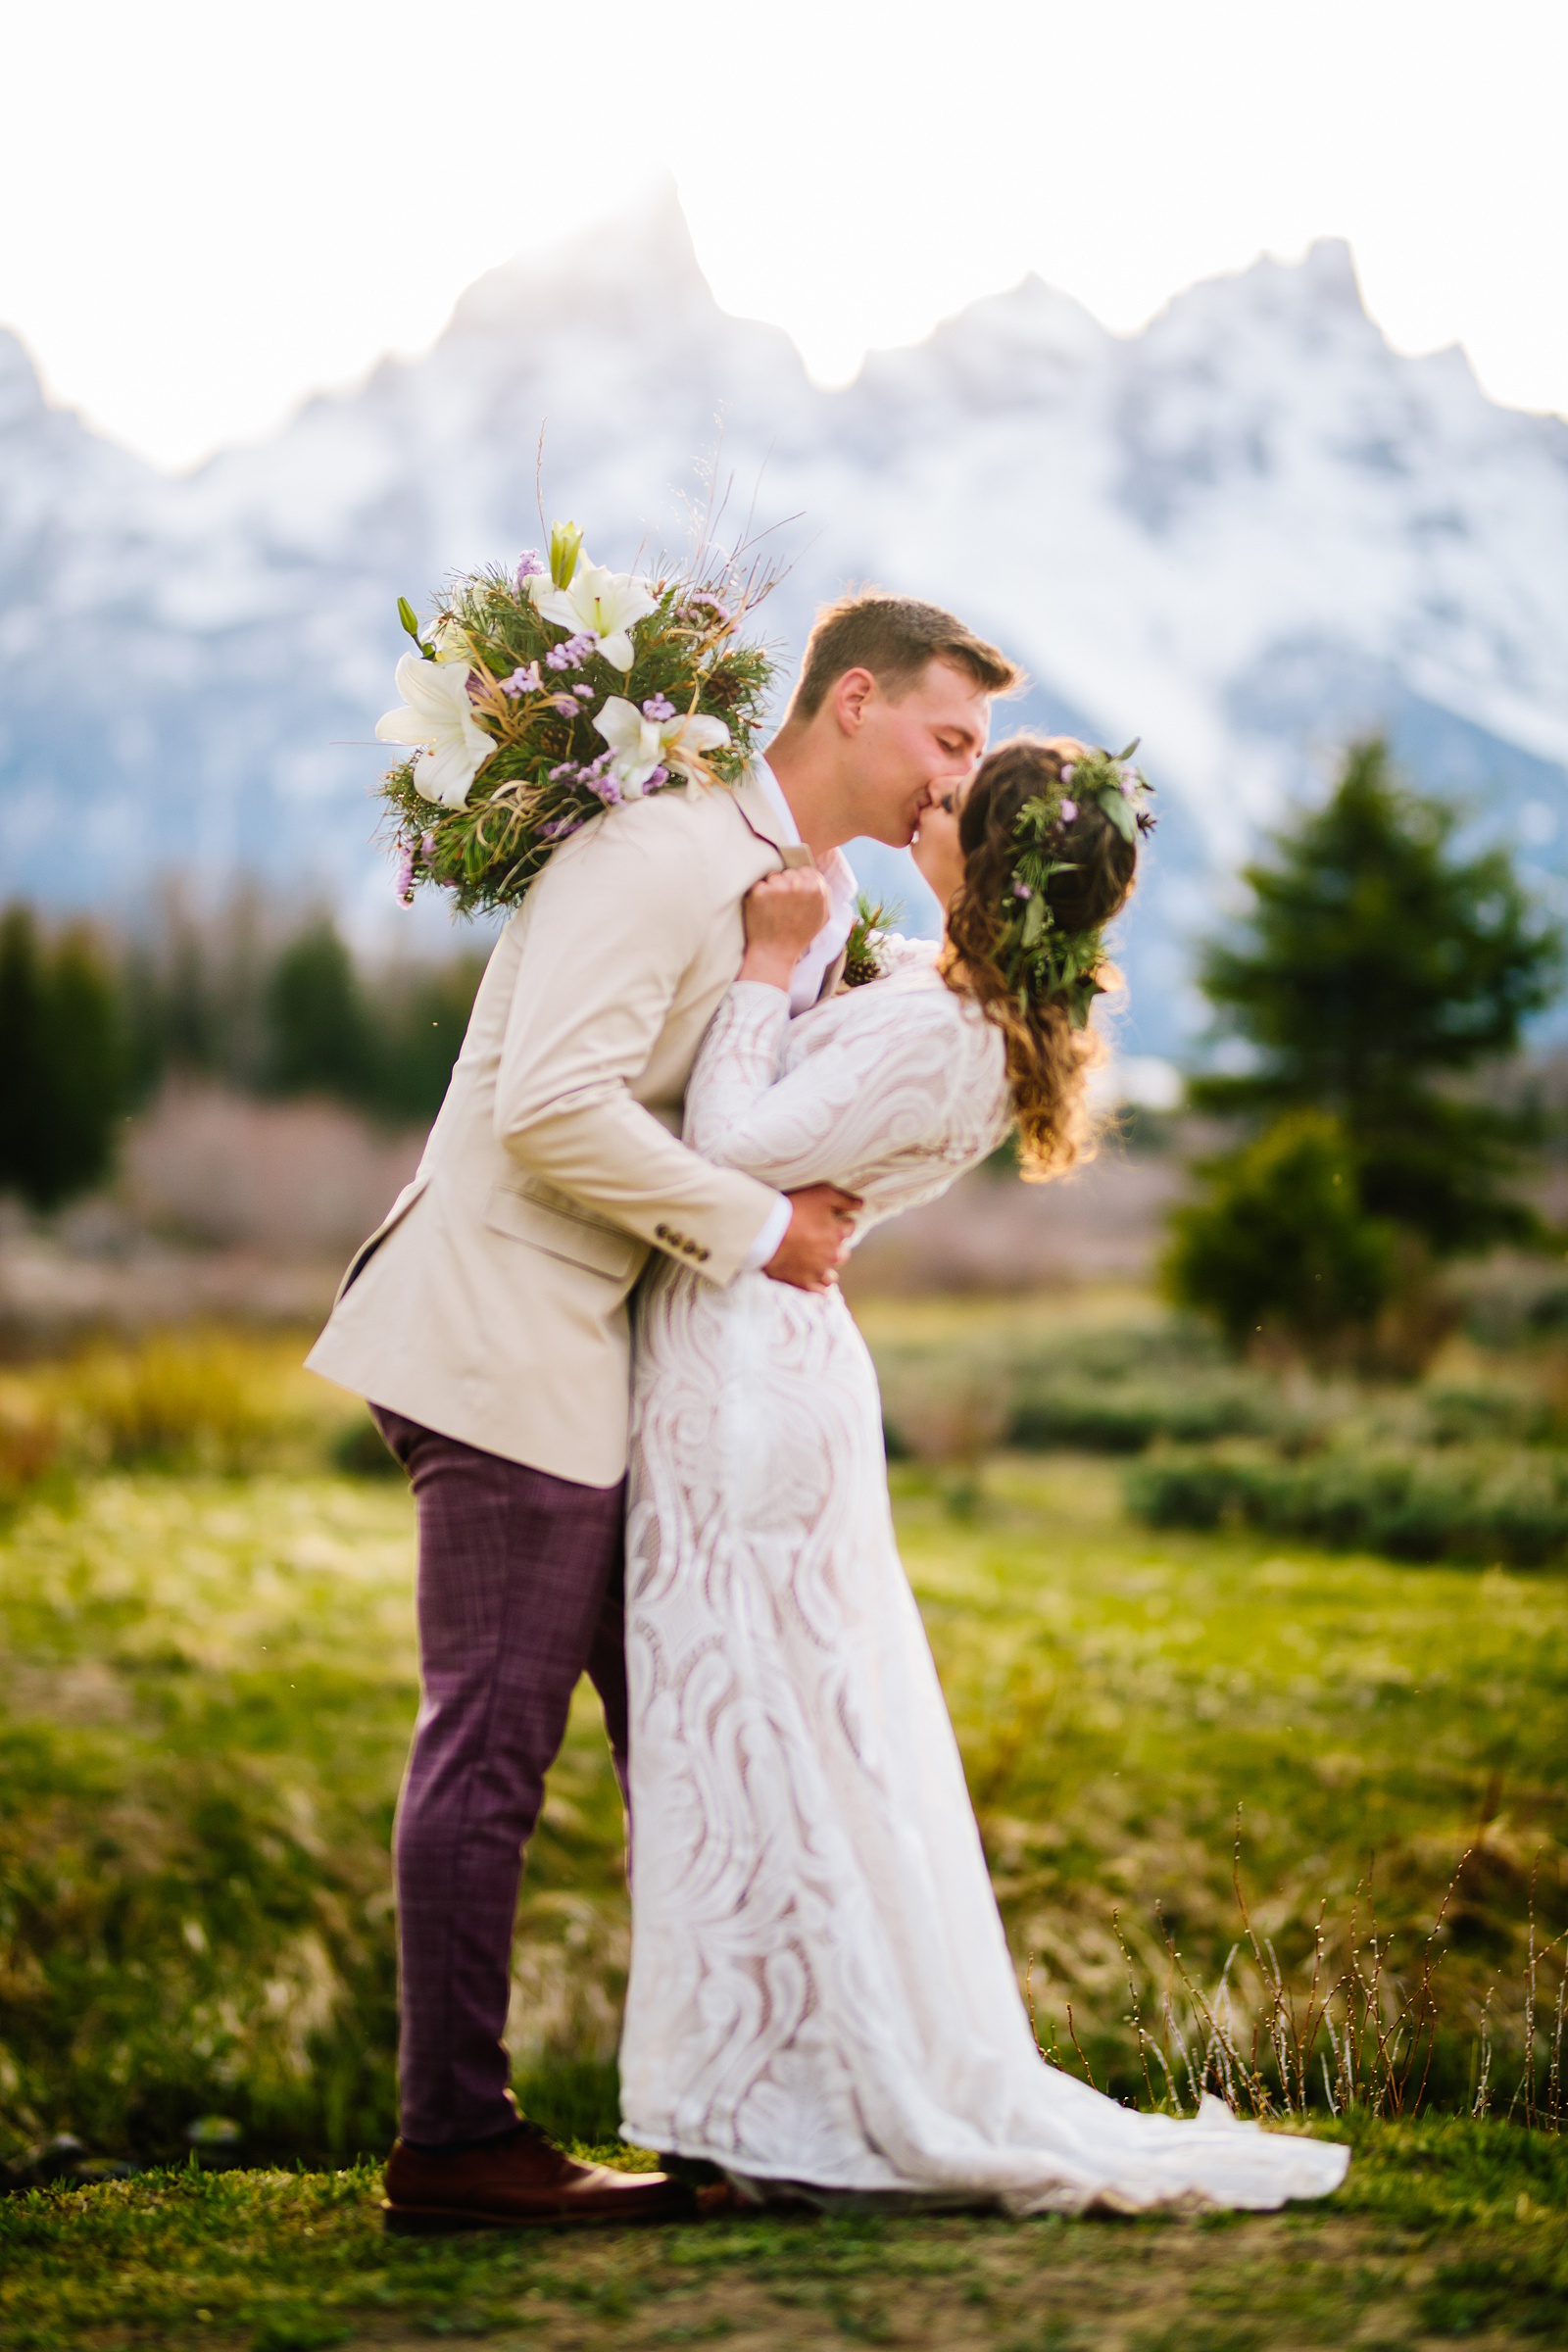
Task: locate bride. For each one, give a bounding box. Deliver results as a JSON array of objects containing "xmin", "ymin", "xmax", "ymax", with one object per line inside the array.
[{"xmin": 619, "ymin": 736, "xmax": 1348, "ymax": 2215}]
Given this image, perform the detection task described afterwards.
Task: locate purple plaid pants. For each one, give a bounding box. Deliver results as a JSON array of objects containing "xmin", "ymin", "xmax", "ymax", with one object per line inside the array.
[{"xmin": 371, "ymin": 1406, "xmax": 629, "ymax": 2148}]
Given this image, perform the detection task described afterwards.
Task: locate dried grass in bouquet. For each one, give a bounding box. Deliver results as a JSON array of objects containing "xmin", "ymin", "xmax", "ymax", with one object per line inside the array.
[{"xmin": 375, "ymin": 521, "xmax": 780, "ymax": 918}]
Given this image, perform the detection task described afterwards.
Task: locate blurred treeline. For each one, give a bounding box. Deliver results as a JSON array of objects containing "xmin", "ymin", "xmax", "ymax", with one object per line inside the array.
[{"xmin": 0, "ymin": 893, "xmax": 487, "ymax": 1210}]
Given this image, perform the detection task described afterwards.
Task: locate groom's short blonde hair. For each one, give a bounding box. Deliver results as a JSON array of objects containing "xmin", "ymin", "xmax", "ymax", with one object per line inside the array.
[{"xmin": 788, "ymin": 592, "xmax": 1022, "ymax": 721}]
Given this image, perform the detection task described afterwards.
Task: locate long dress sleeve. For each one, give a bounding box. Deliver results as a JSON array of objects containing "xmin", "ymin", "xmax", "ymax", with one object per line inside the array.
[{"xmin": 683, "ymin": 966, "xmax": 1011, "ymax": 1226}]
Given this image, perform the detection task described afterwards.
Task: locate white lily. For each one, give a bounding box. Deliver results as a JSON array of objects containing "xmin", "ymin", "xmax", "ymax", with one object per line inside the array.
[
  {"xmin": 533, "ymin": 559, "xmax": 657, "ymax": 671},
  {"xmin": 375, "ymin": 652, "xmax": 495, "ymax": 808},
  {"xmin": 429, "ymin": 615, "xmax": 474, "ymax": 663},
  {"xmin": 593, "ymin": 696, "xmax": 731, "ymax": 796}
]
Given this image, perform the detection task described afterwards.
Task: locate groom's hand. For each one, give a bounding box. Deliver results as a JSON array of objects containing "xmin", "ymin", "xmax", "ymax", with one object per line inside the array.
[{"xmin": 764, "ymin": 1184, "xmax": 862, "ymax": 1292}]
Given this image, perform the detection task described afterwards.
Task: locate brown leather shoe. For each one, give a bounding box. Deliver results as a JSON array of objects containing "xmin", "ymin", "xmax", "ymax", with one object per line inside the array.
[{"xmin": 382, "ymin": 2124, "xmax": 694, "ymax": 2233}]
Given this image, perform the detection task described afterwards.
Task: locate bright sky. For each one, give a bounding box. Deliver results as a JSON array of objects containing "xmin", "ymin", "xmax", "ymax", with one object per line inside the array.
[{"xmin": 3, "ymin": 0, "xmax": 1565, "ymax": 471}]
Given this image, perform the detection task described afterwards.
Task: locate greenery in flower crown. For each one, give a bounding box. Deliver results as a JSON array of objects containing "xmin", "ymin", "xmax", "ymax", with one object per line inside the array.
[
  {"xmin": 999, "ymin": 742, "xmax": 1155, "ymax": 1029},
  {"xmin": 375, "ymin": 521, "xmax": 780, "ymax": 920}
]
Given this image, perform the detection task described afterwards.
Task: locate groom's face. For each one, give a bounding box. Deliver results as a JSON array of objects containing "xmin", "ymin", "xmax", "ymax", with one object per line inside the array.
[{"xmin": 842, "ymin": 658, "xmax": 993, "ymax": 846}]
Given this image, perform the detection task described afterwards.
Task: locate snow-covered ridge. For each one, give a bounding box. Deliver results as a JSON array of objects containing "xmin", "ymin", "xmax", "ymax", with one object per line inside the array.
[{"xmin": 3, "ymin": 189, "xmax": 1565, "ymax": 1056}]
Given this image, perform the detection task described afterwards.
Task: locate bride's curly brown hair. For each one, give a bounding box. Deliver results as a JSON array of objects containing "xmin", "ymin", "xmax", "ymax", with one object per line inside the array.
[{"xmin": 942, "ymin": 737, "xmax": 1140, "ymax": 1179}]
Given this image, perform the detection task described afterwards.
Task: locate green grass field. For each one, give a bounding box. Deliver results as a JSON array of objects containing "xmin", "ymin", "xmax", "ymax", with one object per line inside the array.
[
  {"xmin": 4, "ymin": 2118, "xmax": 1567, "ymax": 2351},
  {"xmin": 1, "ymin": 1312, "xmax": 1565, "ymax": 2346}
]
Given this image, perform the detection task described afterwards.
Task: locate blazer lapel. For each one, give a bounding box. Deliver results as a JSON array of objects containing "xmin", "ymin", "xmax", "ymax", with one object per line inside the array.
[{"xmin": 728, "ymin": 768, "xmax": 815, "ymax": 870}]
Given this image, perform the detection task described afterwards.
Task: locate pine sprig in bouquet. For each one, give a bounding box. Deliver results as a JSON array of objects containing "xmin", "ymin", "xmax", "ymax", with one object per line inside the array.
[
  {"xmin": 1001, "ymin": 743, "xmax": 1155, "ymax": 1028},
  {"xmin": 376, "ymin": 522, "xmax": 778, "ymax": 919}
]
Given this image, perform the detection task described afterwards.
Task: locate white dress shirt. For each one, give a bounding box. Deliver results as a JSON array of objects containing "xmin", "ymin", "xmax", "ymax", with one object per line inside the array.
[
  {"xmin": 751, "ymin": 760, "xmax": 860, "ymax": 1014},
  {"xmin": 738, "ymin": 760, "xmax": 860, "ymax": 1272}
]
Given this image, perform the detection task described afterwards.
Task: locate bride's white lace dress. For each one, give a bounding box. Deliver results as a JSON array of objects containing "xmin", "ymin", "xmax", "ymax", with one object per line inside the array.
[{"xmin": 620, "ymin": 949, "xmax": 1348, "ymax": 2213}]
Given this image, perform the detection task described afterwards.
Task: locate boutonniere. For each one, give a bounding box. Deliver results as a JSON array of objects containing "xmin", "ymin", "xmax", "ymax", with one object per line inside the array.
[{"xmin": 842, "ymin": 894, "xmax": 900, "ymax": 988}]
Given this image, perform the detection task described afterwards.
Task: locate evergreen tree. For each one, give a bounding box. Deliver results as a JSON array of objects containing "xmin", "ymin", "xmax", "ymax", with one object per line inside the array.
[
  {"xmin": 0, "ymin": 907, "xmax": 51, "ymax": 1202},
  {"xmin": 371, "ymin": 953, "xmax": 487, "ymax": 1126},
  {"xmin": 123, "ymin": 887, "xmax": 276, "ymax": 1103},
  {"xmin": 1165, "ymin": 1110, "xmax": 1396, "ymax": 1352},
  {"xmin": 0, "ymin": 906, "xmax": 126, "ymax": 1210},
  {"xmin": 1190, "ymin": 740, "xmax": 1564, "ymax": 1257},
  {"xmin": 265, "ymin": 917, "xmax": 380, "ymax": 1104}
]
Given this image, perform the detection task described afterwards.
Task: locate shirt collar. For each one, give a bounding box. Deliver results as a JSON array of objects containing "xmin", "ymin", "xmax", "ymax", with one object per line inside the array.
[
  {"xmin": 756, "ymin": 757, "xmax": 858, "ymax": 916},
  {"xmin": 755, "ymin": 755, "xmax": 803, "ymax": 846}
]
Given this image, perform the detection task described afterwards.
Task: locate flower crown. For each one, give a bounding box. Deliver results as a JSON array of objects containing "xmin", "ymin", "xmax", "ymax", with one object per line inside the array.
[
  {"xmin": 997, "ymin": 742, "xmax": 1154, "ymax": 1029},
  {"xmin": 375, "ymin": 520, "xmax": 778, "ymax": 918}
]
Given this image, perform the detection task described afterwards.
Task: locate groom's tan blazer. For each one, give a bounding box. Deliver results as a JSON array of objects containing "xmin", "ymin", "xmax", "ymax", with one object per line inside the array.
[{"xmin": 307, "ymin": 768, "xmax": 814, "ymax": 1485}]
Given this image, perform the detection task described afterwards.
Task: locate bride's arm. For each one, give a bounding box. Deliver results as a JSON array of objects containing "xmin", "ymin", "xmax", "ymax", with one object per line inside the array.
[
  {"xmin": 686, "ymin": 868, "xmax": 1004, "ymax": 1199},
  {"xmin": 681, "ymin": 981, "xmax": 794, "ymax": 1155},
  {"xmin": 686, "ymin": 978, "xmax": 987, "ymax": 1198},
  {"xmin": 678, "ymin": 865, "xmax": 831, "ymax": 1157}
]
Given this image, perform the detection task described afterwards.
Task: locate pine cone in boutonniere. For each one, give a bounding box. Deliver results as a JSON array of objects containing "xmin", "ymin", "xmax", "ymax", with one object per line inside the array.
[{"xmin": 842, "ymin": 894, "xmax": 900, "ymax": 988}]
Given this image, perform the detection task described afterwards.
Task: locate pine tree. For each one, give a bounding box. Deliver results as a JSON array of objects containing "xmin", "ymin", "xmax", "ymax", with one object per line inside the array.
[
  {"xmin": 369, "ymin": 953, "xmax": 487, "ymax": 1126},
  {"xmin": 0, "ymin": 907, "xmax": 52, "ymax": 1203},
  {"xmin": 1189, "ymin": 740, "xmax": 1563, "ymax": 1257},
  {"xmin": 265, "ymin": 918, "xmax": 379, "ymax": 1105},
  {"xmin": 0, "ymin": 906, "xmax": 126, "ymax": 1210}
]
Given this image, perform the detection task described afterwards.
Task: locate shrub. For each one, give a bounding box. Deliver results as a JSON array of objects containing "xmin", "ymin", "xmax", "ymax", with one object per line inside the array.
[
  {"xmin": 1005, "ymin": 1373, "xmax": 1283, "ymax": 1452},
  {"xmin": 1127, "ymin": 1437, "xmax": 1568, "ymax": 1565},
  {"xmin": 875, "ymin": 1317, "xmax": 1319, "ymax": 1459},
  {"xmin": 0, "ymin": 1381, "xmax": 63, "ymax": 1509},
  {"xmin": 1164, "ymin": 1110, "xmax": 1398, "ymax": 1355},
  {"xmin": 53, "ymin": 1334, "xmax": 313, "ymax": 1475},
  {"xmin": 330, "ymin": 1415, "xmax": 403, "ymax": 1479}
]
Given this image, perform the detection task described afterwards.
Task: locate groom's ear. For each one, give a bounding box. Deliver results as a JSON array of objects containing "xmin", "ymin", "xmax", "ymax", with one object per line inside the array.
[{"xmin": 832, "ymin": 666, "xmax": 877, "ymax": 734}]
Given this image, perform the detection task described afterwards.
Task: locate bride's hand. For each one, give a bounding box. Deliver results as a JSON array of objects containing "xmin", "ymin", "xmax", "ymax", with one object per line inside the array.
[{"xmin": 740, "ymin": 867, "xmax": 832, "ymax": 992}]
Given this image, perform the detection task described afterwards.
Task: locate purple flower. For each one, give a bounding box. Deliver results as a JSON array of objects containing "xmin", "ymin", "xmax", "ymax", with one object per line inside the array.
[
  {"xmin": 678, "ymin": 591, "xmax": 731, "ymax": 626},
  {"xmin": 500, "ymin": 662, "xmax": 541, "ymax": 698},
  {"xmin": 573, "ymin": 682, "xmax": 595, "ymax": 700},
  {"xmin": 645, "ymin": 764, "xmax": 669, "ymax": 791},
  {"xmin": 587, "ymin": 774, "xmax": 624, "ymax": 808},
  {"xmin": 539, "ymin": 815, "xmax": 583, "ymax": 841},
  {"xmin": 1012, "ymin": 880, "xmax": 1033, "ymax": 901},
  {"xmin": 1057, "ymin": 799, "xmax": 1078, "ymax": 823},
  {"xmin": 551, "ymin": 694, "xmax": 581, "ymax": 716},
  {"xmin": 642, "ymin": 693, "xmax": 676, "ymax": 721},
  {"xmin": 516, "ymin": 549, "xmax": 546, "ymax": 583},
  {"xmin": 548, "ymin": 760, "xmax": 578, "ymax": 782},
  {"xmin": 1059, "ymin": 763, "xmax": 1076, "ymax": 785},
  {"xmin": 545, "ymin": 630, "xmax": 598, "ymax": 671},
  {"xmin": 420, "ymin": 831, "xmax": 437, "ymax": 858},
  {"xmin": 395, "ymin": 848, "xmax": 416, "ymax": 904}
]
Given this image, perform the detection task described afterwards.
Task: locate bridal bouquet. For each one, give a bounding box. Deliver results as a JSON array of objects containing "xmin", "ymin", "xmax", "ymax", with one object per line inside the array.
[{"xmin": 376, "ymin": 523, "xmax": 777, "ymax": 916}]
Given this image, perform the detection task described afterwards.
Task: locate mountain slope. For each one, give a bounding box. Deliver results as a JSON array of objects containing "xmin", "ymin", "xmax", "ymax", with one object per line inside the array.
[{"xmin": 3, "ymin": 189, "xmax": 1565, "ymax": 1058}]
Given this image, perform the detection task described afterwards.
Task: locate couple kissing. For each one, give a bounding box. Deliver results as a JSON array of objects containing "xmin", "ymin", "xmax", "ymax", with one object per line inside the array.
[{"xmin": 308, "ymin": 589, "xmax": 1348, "ymax": 2229}]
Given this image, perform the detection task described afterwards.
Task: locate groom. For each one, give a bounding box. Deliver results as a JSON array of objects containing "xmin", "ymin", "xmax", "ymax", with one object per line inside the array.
[{"xmin": 308, "ymin": 591, "xmax": 1018, "ymax": 2230}]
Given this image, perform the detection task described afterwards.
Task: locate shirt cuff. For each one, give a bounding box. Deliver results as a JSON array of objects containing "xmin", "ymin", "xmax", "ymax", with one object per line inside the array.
[{"xmin": 740, "ymin": 1193, "xmax": 792, "ymax": 1275}]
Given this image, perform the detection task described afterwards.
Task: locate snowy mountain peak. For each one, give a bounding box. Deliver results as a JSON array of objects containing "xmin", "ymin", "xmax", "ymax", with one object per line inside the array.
[
  {"xmin": 0, "ymin": 331, "xmax": 46, "ymax": 432},
  {"xmin": 2, "ymin": 190, "xmax": 1566, "ymax": 1060},
  {"xmin": 447, "ymin": 180, "xmax": 710, "ymax": 343}
]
